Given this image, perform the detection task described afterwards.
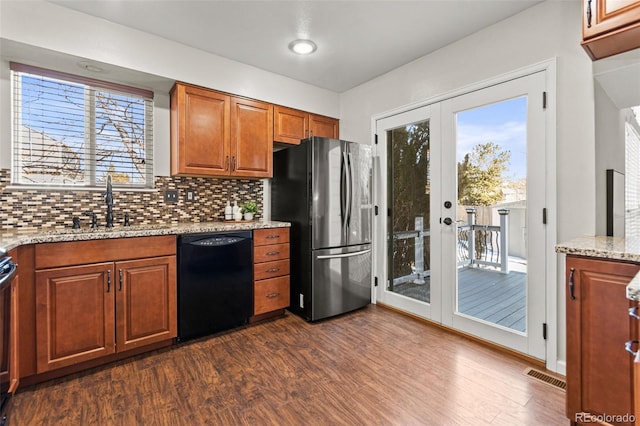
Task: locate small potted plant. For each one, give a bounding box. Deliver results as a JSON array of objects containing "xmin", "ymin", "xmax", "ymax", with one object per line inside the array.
[{"xmin": 241, "ymin": 201, "xmax": 258, "ymax": 221}]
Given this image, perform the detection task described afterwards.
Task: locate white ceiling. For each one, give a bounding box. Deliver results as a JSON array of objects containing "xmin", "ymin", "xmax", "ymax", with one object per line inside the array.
[{"xmin": 49, "ymin": 0, "xmax": 542, "ymax": 93}]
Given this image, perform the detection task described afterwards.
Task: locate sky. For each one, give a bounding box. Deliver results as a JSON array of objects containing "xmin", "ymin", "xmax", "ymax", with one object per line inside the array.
[{"xmin": 456, "ymin": 96, "xmax": 527, "ymax": 180}]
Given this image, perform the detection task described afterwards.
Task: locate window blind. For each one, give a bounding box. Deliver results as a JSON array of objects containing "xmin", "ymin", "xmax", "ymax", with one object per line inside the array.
[{"xmin": 11, "ymin": 62, "xmax": 154, "ymax": 188}]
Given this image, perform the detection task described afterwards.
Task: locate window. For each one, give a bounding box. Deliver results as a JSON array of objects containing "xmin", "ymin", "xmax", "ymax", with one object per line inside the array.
[{"xmin": 11, "ymin": 63, "xmax": 154, "ymax": 188}]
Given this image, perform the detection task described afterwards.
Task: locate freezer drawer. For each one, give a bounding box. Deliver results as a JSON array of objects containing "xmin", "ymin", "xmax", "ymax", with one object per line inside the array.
[{"xmin": 311, "ymin": 244, "xmax": 371, "ymax": 321}]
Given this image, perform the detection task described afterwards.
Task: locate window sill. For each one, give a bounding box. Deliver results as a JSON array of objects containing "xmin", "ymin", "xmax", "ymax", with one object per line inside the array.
[{"xmin": 6, "ymin": 185, "xmax": 158, "ymax": 193}]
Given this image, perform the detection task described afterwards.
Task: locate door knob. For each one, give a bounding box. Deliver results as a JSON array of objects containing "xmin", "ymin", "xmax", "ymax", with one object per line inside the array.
[{"xmin": 443, "ymin": 217, "xmax": 453, "ymax": 225}]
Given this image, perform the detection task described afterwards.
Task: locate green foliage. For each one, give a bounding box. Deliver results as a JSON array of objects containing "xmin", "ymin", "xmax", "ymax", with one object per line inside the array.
[
  {"xmin": 457, "ymin": 142, "xmax": 510, "ymax": 206},
  {"xmin": 241, "ymin": 201, "xmax": 258, "ymax": 214},
  {"xmin": 389, "ymin": 121, "xmax": 431, "ymax": 279}
]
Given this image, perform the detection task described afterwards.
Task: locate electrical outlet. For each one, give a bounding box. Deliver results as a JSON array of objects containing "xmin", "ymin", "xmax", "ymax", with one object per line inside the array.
[
  {"xmin": 164, "ymin": 190, "xmax": 178, "ymax": 203},
  {"xmin": 185, "ymin": 191, "xmax": 195, "ymax": 202}
]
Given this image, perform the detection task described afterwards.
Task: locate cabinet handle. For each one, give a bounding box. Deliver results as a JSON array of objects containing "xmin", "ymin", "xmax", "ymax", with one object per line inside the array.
[
  {"xmin": 265, "ymin": 235, "xmax": 280, "ymax": 239},
  {"xmin": 266, "ymin": 251, "xmax": 280, "ymax": 256},
  {"xmin": 569, "ymin": 267, "xmax": 576, "ymax": 300},
  {"xmin": 225, "ymin": 156, "xmax": 230, "ymax": 171},
  {"xmin": 232, "ymin": 156, "xmax": 236, "ymax": 171},
  {"xmin": 625, "ymin": 340, "xmax": 639, "ymax": 357},
  {"xmin": 266, "ymin": 268, "xmax": 281, "ymax": 273},
  {"xmin": 119, "ymin": 269, "xmax": 123, "ymax": 291},
  {"xmin": 586, "ymin": 0, "xmax": 592, "ymax": 28},
  {"xmin": 267, "ymin": 292, "xmax": 280, "ymax": 299},
  {"xmin": 107, "ymin": 269, "xmax": 111, "ymax": 293},
  {"xmin": 630, "ymin": 307, "xmax": 640, "ymax": 320}
]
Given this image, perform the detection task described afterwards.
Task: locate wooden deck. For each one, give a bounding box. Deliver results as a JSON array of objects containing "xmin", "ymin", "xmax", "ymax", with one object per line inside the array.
[{"xmin": 391, "ymin": 266, "xmax": 526, "ymax": 332}]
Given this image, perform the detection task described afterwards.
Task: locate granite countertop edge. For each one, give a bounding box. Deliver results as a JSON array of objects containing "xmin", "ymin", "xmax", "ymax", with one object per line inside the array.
[
  {"xmin": 0, "ymin": 220, "xmax": 290, "ymax": 253},
  {"xmin": 555, "ymin": 235, "xmax": 640, "ymax": 263},
  {"xmin": 555, "ymin": 235, "xmax": 640, "ymax": 302}
]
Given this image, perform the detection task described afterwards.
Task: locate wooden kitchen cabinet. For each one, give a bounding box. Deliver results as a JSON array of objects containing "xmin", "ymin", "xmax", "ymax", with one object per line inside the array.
[
  {"xmin": 36, "ymin": 263, "xmax": 115, "ymax": 371},
  {"xmin": 230, "ymin": 96, "xmax": 273, "ymax": 178},
  {"xmin": 274, "ymin": 105, "xmax": 339, "ymax": 145},
  {"xmin": 581, "ymin": 0, "xmax": 640, "ymax": 60},
  {"xmin": 115, "ymin": 257, "xmax": 177, "ymax": 353},
  {"xmin": 170, "ymin": 82, "xmax": 273, "ymax": 178},
  {"xmin": 34, "ymin": 236, "xmax": 176, "ymax": 373},
  {"xmin": 310, "ymin": 113, "xmax": 339, "ymax": 139},
  {"xmin": 566, "ymin": 255, "xmax": 640, "ymax": 425},
  {"xmin": 170, "ymin": 83, "xmax": 230, "ymax": 176},
  {"xmin": 252, "ymin": 228, "xmax": 290, "ymax": 318}
]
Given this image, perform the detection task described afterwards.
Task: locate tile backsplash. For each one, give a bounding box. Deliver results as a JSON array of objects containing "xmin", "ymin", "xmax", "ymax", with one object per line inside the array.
[{"xmin": 0, "ymin": 169, "xmax": 263, "ymax": 230}]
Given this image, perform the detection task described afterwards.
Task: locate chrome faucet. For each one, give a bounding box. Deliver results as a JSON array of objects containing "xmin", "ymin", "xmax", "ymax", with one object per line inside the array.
[{"xmin": 105, "ymin": 174, "xmax": 114, "ymax": 228}]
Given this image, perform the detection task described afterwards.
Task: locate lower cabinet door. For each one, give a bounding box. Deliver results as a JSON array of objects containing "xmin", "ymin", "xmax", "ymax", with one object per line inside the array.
[
  {"xmin": 35, "ymin": 263, "xmax": 116, "ymax": 372},
  {"xmin": 115, "ymin": 256, "xmax": 177, "ymax": 352}
]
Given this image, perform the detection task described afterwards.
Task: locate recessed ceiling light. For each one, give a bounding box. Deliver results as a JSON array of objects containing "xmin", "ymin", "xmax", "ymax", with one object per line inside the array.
[
  {"xmin": 288, "ymin": 39, "xmax": 317, "ymax": 55},
  {"xmin": 77, "ymin": 61, "xmax": 105, "ymax": 73}
]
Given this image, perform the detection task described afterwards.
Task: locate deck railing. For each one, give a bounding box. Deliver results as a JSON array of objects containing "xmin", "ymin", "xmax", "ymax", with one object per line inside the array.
[{"xmin": 392, "ymin": 208, "xmax": 510, "ymax": 285}]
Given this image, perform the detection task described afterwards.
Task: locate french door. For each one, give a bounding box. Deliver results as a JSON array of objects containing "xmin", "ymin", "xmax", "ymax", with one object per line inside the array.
[{"xmin": 374, "ymin": 71, "xmax": 547, "ymax": 359}]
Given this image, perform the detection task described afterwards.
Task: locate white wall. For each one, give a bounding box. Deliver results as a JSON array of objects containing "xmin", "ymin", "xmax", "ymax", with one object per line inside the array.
[
  {"xmin": 339, "ymin": 0, "xmax": 596, "ymax": 370},
  {"xmin": 594, "ymin": 82, "xmax": 626, "ymax": 235},
  {"xmin": 0, "ymin": 0, "xmax": 340, "ymax": 174}
]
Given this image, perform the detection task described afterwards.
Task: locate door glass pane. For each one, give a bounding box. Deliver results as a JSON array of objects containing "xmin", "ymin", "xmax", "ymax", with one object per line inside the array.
[
  {"xmin": 387, "ymin": 120, "xmax": 431, "ymax": 304},
  {"xmin": 455, "ymin": 97, "xmax": 527, "ymax": 333}
]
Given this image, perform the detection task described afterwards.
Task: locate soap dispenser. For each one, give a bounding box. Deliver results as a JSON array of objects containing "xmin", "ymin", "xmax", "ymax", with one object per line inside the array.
[
  {"xmin": 232, "ymin": 201, "xmax": 242, "ymax": 221},
  {"xmin": 224, "ymin": 201, "xmax": 232, "ymax": 221}
]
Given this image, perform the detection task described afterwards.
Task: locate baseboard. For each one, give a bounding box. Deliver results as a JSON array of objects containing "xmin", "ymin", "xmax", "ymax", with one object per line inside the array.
[{"xmin": 555, "ymin": 360, "xmax": 567, "ymax": 376}]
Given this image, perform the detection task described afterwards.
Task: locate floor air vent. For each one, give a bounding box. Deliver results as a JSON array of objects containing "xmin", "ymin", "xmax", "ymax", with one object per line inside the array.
[{"xmin": 524, "ymin": 368, "xmax": 566, "ymax": 391}]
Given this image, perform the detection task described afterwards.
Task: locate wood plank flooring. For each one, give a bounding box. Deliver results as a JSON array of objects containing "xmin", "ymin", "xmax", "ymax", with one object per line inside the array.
[
  {"xmin": 10, "ymin": 305, "xmax": 567, "ymax": 425},
  {"xmin": 392, "ymin": 267, "xmax": 526, "ymax": 331}
]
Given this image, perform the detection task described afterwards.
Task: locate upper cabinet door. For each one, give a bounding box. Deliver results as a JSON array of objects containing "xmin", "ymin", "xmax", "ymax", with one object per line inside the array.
[
  {"xmin": 171, "ymin": 83, "xmax": 231, "ymax": 176},
  {"xmin": 230, "ymin": 97, "xmax": 273, "ymax": 178},
  {"xmin": 274, "ymin": 106, "xmax": 308, "ymax": 145},
  {"xmin": 309, "ymin": 114, "xmax": 340, "ymax": 139},
  {"xmin": 582, "ymin": 0, "xmax": 640, "ymax": 59}
]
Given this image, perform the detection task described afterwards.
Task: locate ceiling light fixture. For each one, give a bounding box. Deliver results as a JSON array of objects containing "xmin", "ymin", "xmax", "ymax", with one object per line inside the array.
[{"xmin": 288, "ymin": 39, "xmax": 317, "ymax": 55}]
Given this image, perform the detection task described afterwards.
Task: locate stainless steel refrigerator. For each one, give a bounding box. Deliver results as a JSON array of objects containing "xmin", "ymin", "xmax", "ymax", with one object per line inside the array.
[{"xmin": 271, "ymin": 137, "xmax": 372, "ymax": 321}]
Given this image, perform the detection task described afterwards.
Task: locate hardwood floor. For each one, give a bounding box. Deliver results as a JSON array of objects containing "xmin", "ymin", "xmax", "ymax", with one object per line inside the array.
[{"xmin": 11, "ymin": 305, "xmax": 567, "ymax": 425}]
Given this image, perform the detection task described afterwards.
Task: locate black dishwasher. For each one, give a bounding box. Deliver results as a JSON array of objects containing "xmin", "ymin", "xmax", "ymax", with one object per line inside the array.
[{"xmin": 177, "ymin": 231, "xmax": 253, "ymax": 342}]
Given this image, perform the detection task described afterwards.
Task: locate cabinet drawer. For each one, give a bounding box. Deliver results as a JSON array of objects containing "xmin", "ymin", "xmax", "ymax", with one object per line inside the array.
[
  {"xmin": 254, "ymin": 276, "xmax": 290, "ymax": 315},
  {"xmin": 254, "ymin": 243, "xmax": 290, "ymax": 263},
  {"xmin": 254, "ymin": 259, "xmax": 290, "ymax": 281},
  {"xmin": 254, "ymin": 228, "xmax": 290, "ymax": 246}
]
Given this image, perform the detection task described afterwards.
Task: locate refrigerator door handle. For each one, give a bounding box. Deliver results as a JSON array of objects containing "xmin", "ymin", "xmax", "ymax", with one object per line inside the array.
[
  {"xmin": 341, "ymin": 151, "xmax": 349, "ymax": 237},
  {"xmin": 347, "ymin": 151, "xmax": 354, "ymax": 228},
  {"xmin": 317, "ymin": 249, "xmax": 371, "ymax": 260}
]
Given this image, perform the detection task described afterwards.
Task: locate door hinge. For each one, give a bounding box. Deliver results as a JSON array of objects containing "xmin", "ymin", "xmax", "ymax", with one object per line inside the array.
[
  {"xmin": 542, "ymin": 208, "xmax": 547, "ymax": 225},
  {"xmin": 542, "ymin": 91, "xmax": 547, "ymax": 110},
  {"xmin": 374, "ymin": 205, "xmax": 379, "ymax": 216},
  {"xmin": 374, "ymin": 276, "xmax": 378, "ymax": 287},
  {"xmin": 375, "ymin": 134, "xmax": 378, "ymax": 145},
  {"xmin": 543, "ymin": 323, "xmax": 547, "ymax": 340}
]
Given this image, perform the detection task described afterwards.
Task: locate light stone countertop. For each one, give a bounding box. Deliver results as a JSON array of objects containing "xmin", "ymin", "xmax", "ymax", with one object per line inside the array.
[
  {"xmin": 555, "ymin": 235, "xmax": 640, "ymax": 302},
  {"xmin": 0, "ymin": 220, "xmax": 290, "ymax": 253}
]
